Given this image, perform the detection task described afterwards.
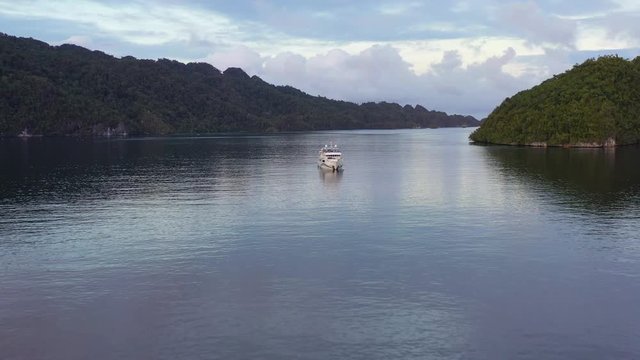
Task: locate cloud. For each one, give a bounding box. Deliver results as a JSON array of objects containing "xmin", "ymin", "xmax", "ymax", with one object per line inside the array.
[
  {"xmin": 611, "ymin": 0, "xmax": 640, "ymax": 12},
  {"xmin": 377, "ymin": 1, "xmax": 424, "ymax": 15},
  {"xmin": 432, "ymin": 50, "xmax": 464, "ymax": 75},
  {"xmin": 552, "ymin": 0, "xmax": 640, "ymax": 51},
  {"xmin": 205, "ymin": 44, "xmax": 541, "ymax": 118},
  {"xmin": 589, "ymin": 12, "xmax": 640, "ymax": 49},
  {"xmin": 1, "ymin": 0, "xmax": 638, "ymax": 118},
  {"xmin": 61, "ymin": 35, "xmax": 93, "ymax": 47},
  {"xmin": 205, "ymin": 45, "xmax": 264, "ymax": 74},
  {"xmin": 498, "ymin": 1, "xmax": 577, "ymax": 48},
  {"xmin": 0, "ymin": 0, "xmax": 241, "ymax": 46},
  {"xmin": 451, "ymin": 1, "xmax": 472, "ymax": 13},
  {"xmin": 418, "ymin": 47, "xmax": 534, "ymax": 116}
]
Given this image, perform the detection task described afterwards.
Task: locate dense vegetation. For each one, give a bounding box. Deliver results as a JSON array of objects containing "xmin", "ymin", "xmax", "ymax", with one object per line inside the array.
[
  {"xmin": 0, "ymin": 33, "xmax": 478, "ymax": 136},
  {"xmin": 470, "ymin": 55, "xmax": 640, "ymax": 147}
]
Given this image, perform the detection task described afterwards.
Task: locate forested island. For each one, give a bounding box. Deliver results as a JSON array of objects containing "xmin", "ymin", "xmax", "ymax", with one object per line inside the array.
[
  {"xmin": 470, "ymin": 55, "xmax": 640, "ymax": 147},
  {"xmin": 0, "ymin": 33, "xmax": 479, "ymax": 136}
]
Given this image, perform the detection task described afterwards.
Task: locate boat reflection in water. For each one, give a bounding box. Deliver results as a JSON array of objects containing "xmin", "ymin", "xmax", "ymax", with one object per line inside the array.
[{"xmin": 318, "ymin": 167, "xmax": 343, "ymax": 186}]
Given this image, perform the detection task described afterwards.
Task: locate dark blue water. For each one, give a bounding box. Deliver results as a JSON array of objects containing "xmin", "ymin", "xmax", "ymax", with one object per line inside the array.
[{"xmin": 1, "ymin": 129, "xmax": 640, "ymax": 359}]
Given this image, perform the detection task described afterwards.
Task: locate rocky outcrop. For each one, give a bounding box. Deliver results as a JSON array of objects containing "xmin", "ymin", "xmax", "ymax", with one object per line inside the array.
[{"xmin": 91, "ymin": 122, "xmax": 128, "ymax": 137}]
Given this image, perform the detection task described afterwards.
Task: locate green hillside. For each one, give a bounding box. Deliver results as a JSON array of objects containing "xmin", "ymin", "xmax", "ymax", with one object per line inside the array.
[
  {"xmin": 470, "ymin": 55, "xmax": 640, "ymax": 147},
  {"xmin": 0, "ymin": 33, "xmax": 478, "ymax": 136}
]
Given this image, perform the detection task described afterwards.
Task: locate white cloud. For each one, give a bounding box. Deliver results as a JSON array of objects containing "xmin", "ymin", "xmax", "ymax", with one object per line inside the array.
[
  {"xmin": 451, "ymin": 1, "xmax": 471, "ymax": 13},
  {"xmin": 551, "ymin": 1, "xmax": 640, "ymax": 52},
  {"xmin": 377, "ymin": 1, "xmax": 423, "ymax": 15},
  {"xmin": 394, "ymin": 36, "xmax": 544, "ymax": 75},
  {"xmin": 0, "ymin": 0, "xmax": 237, "ymax": 45},
  {"xmin": 575, "ymin": 23, "xmax": 639, "ymax": 51},
  {"xmin": 1, "ymin": 0, "xmax": 638, "ymax": 118},
  {"xmin": 417, "ymin": 47, "xmax": 535, "ymax": 116},
  {"xmin": 205, "ymin": 44, "xmax": 542, "ymax": 118},
  {"xmin": 61, "ymin": 35, "xmax": 93, "ymax": 47},
  {"xmin": 498, "ymin": 1, "xmax": 577, "ymax": 48},
  {"xmin": 205, "ymin": 45, "xmax": 264, "ymax": 74},
  {"xmin": 611, "ymin": 0, "xmax": 640, "ymax": 12}
]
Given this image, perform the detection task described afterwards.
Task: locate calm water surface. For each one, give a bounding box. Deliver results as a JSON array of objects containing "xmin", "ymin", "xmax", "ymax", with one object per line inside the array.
[{"xmin": 1, "ymin": 128, "xmax": 640, "ymax": 359}]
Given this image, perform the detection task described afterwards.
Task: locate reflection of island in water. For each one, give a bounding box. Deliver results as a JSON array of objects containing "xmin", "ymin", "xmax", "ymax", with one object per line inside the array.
[
  {"xmin": 482, "ymin": 145, "xmax": 640, "ymax": 211},
  {"xmin": 0, "ymin": 137, "xmax": 273, "ymax": 202}
]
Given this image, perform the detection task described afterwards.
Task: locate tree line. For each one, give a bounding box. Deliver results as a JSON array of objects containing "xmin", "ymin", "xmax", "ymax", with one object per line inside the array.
[
  {"xmin": 0, "ymin": 33, "xmax": 479, "ymax": 136},
  {"xmin": 470, "ymin": 55, "xmax": 640, "ymax": 146}
]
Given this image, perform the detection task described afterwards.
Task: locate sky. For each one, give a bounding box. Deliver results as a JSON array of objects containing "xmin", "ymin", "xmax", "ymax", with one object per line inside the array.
[{"xmin": 1, "ymin": 0, "xmax": 639, "ymax": 118}]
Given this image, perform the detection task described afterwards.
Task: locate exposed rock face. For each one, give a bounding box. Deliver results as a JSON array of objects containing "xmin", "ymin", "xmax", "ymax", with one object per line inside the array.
[
  {"xmin": 91, "ymin": 122, "xmax": 128, "ymax": 136},
  {"xmin": 516, "ymin": 137, "xmax": 617, "ymax": 148},
  {"xmin": 567, "ymin": 137, "xmax": 617, "ymax": 148},
  {"xmin": 604, "ymin": 137, "xmax": 617, "ymax": 147}
]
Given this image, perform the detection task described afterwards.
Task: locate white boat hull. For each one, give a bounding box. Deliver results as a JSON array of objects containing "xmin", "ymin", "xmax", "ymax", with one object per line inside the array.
[
  {"xmin": 318, "ymin": 158, "xmax": 343, "ymax": 171},
  {"xmin": 318, "ymin": 144, "xmax": 343, "ymax": 171}
]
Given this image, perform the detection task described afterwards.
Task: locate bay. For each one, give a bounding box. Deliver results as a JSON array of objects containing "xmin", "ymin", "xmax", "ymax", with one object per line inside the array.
[{"xmin": 1, "ymin": 128, "xmax": 640, "ymax": 359}]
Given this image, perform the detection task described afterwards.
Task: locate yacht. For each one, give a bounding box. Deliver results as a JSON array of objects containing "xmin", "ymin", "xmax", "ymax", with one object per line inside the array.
[
  {"xmin": 318, "ymin": 144, "xmax": 343, "ymax": 172},
  {"xmin": 18, "ymin": 128, "xmax": 32, "ymax": 138}
]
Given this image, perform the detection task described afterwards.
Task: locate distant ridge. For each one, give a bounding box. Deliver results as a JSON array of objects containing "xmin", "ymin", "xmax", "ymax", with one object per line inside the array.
[
  {"xmin": 470, "ymin": 55, "xmax": 640, "ymax": 147},
  {"xmin": 0, "ymin": 33, "xmax": 479, "ymax": 136}
]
